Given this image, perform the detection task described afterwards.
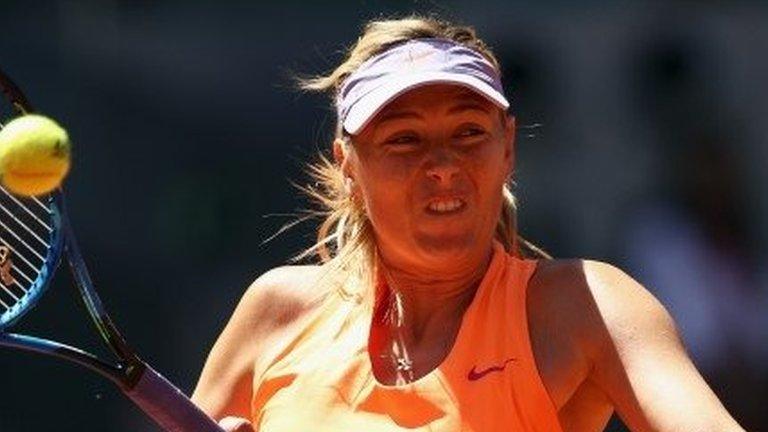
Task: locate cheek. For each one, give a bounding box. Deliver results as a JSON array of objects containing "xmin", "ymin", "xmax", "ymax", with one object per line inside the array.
[
  {"xmin": 468, "ymin": 143, "xmax": 509, "ymax": 187},
  {"xmin": 465, "ymin": 146, "xmax": 511, "ymax": 225},
  {"xmin": 356, "ymin": 162, "xmax": 413, "ymax": 220}
]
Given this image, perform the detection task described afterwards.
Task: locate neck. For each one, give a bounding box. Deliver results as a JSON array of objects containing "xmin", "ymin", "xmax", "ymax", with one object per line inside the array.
[{"xmin": 375, "ymin": 245, "xmax": 494, "ymax": 345}]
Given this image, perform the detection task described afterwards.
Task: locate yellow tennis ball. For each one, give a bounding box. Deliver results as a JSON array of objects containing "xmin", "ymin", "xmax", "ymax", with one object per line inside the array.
[{"xmin": 0, "ymin": 114, "xmax": 71, "ymax": 196}]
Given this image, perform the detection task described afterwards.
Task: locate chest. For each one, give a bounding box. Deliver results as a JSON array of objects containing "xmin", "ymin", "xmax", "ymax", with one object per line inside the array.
[
  {"xmin": 255, "ymin": 297, "xmax": 566, "ymax": 430},
  {"xmin": 257, "ymin": 338, "xmax": 561, "ymax": 432},
  {"xmin": 368, "ymin": 318, "xmax": 463, "ymax": 386},
  {"xmin": 369, "ymin": 282, "xmax": 593, "ymax": 411},
  {"xmin": 371, "ymin": 312, "xmax": 592, "ymax": 410}
]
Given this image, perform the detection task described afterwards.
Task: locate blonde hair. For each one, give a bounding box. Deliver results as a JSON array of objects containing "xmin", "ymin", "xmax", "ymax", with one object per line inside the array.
[{"xmin": 296, "ymin": 15, "xmax": 550, "ymax": 304}]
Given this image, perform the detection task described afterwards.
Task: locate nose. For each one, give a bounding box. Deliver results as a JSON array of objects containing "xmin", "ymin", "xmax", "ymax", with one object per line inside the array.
[{"xmin": 425, "ymin": 149, "xmax": 460, "ymax": 184}]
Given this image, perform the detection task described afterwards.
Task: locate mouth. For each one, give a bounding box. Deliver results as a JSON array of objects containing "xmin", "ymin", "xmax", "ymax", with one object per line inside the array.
[{"xmin": 425, "ymin": 197, "xmax": 467, "ymax": 215}]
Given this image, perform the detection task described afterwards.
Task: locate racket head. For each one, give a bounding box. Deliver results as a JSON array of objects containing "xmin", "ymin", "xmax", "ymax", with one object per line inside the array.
[
  {"xmin": 0, "ymin": 191, "xmax": 65, "ymax": 329},
  {"xmin": 0, "ymin": 68, "xmax": 67, "ymax": 330}
]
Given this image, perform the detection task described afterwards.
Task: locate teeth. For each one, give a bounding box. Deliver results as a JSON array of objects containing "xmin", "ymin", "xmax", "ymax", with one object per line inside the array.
[{"xmin": 428, "ymin": 199, "xmax": 464, "ymax": 213}]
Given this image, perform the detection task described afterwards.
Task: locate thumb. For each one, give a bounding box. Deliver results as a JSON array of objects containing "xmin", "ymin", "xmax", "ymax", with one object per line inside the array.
[{"xmin": 218, "ymin": 416, "xmax": 255, "ymax": 432}]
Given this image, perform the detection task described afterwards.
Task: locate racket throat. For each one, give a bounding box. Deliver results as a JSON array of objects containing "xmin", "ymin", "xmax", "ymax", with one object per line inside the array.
[{"xmin": 121, "ymin": 357, "xmax": 150, "ymax": 389}]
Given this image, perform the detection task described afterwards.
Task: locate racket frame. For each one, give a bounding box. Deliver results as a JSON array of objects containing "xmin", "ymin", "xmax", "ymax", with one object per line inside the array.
[
  {"xmin": 0, "ymin": 66, "xmax": 224, "ymax": 432},
  {"xmin": 0, "ymin": 190, "xmax": 143, "ymax": 386},
  {"xmin": 0, "ymin": 191, "xmax": 64, "ymax": 329}
]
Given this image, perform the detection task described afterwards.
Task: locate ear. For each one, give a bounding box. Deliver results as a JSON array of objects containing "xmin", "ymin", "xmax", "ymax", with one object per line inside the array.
[
  {"xmin": 333, "ymin": 137, "xmax": 354, "ymax": 180},
  {"xmin": 503, "ymin": 115, "xmax": 516, "ymax": 176}
]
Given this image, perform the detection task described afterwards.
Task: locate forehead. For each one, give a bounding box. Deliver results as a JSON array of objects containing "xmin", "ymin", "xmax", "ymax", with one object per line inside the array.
[{"xmin": 378, "ymin": 84, "xmax": 495, "ymax": 115}]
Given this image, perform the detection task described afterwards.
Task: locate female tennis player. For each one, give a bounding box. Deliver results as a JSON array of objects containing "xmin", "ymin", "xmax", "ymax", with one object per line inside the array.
[{"xmin": 191, "ymin": 16, "xmax": 745, "ymax": 431}]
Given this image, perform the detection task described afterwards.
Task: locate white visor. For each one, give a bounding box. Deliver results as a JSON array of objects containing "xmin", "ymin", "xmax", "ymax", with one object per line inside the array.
[{"xmin": 336, "ymin": 38, "xmax": 510, "ymax": 135}]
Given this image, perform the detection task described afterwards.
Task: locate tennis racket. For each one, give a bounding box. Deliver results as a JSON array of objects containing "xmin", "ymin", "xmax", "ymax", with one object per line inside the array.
[{"xmin": 0, "ymin": 67, "xmax": 224, "ymax": 432}]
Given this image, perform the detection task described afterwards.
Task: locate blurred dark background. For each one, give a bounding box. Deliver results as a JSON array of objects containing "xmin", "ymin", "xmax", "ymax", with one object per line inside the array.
[{"xmin": 1, "ymin": 1, "xmax": 766, "ymax": 430}]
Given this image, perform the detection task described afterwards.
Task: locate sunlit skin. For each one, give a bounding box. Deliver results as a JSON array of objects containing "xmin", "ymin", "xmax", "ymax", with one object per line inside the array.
[
  {"xmin": 194, "ymin": 83, "xmax": 746, "ymax": 432},
  {"xmin": 335, "ymin": 84, "xmax": 514, "ymax": 348}
]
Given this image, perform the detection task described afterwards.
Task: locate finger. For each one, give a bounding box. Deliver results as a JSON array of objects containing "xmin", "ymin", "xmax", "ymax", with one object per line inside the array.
[{"xmin": 218, "ymin": 416, "xmax": 255, "ymax": 432}]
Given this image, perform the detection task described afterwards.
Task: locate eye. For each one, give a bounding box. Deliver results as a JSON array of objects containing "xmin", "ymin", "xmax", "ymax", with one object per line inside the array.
[
  {"xmin": 386, "ymin": 134, "xmax": 418, "ymax": 144},
  {"xmin": 383, "ymin": 132, "xmax": 421, "ymax": 153},
  {"xmin": 459, "ymin": 128, "xmax": 482, "ymax": 137},
  {"xmin": 454, "ymin": 125, "xmax": 488, "ymax": 140}
]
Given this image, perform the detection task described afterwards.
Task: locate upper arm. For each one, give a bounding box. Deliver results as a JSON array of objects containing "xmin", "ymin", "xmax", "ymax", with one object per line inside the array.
[
  {"xmin": 190, "ymin": 266, "xmax": 318, "ymax": 420},
  {"xmin": 583, "ymin": 261, "xmax": 745, "ymax": 431}
]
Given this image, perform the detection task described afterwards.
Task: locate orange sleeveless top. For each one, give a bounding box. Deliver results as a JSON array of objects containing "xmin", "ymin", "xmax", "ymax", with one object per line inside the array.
[{"xmin": 251, "ymin": 242, "xmax": 562, "ymax": 431}]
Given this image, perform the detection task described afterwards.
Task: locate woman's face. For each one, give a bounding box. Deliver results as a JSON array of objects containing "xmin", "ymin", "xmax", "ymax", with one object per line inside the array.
[{"xmin": 340, "ymin": 84, "xmax": 515, "ymax": 274}]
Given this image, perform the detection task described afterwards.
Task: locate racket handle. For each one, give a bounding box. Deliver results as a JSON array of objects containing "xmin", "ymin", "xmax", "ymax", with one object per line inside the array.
[{"xmin": 125, "ymin": 365, "xmax": 225, "ymax": 432}]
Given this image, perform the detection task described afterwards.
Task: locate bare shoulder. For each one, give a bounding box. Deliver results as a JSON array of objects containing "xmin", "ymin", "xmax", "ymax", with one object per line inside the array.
[
  {"xmin": 230, "ymin": 262, "xmax": 344, "ymax": 365},
  {"xmin": 529, "ymin": 258, "xmax": 647, "ymax": 302},
  {"xmin": 239, "ymin": 264, "xmax": 332, "ymax": 332},
  {"xmin": 525, "ymin": 259, "xmax": 670, "ymax": 424},
  {"xmin": 529, "ymin": 258, "xmax": 682, "ymax": 373},
  {"xmin": 526, "ymin": 258, "xmax": 609, "ymax": 344},
  {"xmin": 553, "ymin": 259, "xmax": 676, "ymax": 350},
  {"xmin": 528, "ymin": 258, "xmax": 671, "ymax": 349},
  {"xmin": 191, "ymin": 263, "xmax": 332, "ymax": 418},
  {"xmin": 529, "ymin": 260, "xmax": 744, "ymax": 430}
]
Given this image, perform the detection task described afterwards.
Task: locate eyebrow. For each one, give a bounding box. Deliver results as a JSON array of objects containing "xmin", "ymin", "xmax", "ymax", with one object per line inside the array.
[
  {"xmin": 447, "ymin": 101, "xmax": 493, "ymax": 115},
  {"xmin": 376, "ymin": 99, "xmax": 493, "ymax": 126},
  {"xmin": 376, "ymin": 111, "xmax": 422, "ymax": 124}
]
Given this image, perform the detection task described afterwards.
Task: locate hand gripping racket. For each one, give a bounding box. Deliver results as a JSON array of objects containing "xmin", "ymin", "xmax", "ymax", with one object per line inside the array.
[{"xmin": 0, "ymin": 67, "xmax": 224, "ymax": 432}]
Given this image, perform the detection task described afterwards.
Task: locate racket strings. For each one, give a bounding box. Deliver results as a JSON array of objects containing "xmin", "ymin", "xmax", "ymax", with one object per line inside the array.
[
  {"xmin": 0, "ymin": 72, "xmax": 62, "ymax": 326},
  {"xmin": 0, "ymin": 185, "xmax": 55, "ymax": 315}
]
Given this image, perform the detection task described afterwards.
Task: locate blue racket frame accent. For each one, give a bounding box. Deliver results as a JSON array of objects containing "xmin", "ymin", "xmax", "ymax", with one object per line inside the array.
[
  {"xmin": 0, "ymin": 65, "xmax": 226, "ymax": 432},
  {"xmin": 0, "ymin": 332, "xmax": 123, "ymax": 380},
  {"xmin": 0, "ymin": 191, "xmax": 226, "ymax": 432},
  {"xmin": 58, "ymin": 190, "xmax": 137, "ymax": 363},
  {"xmin": 0, "ymin": 191, "xmax": 65, "ymax": 329},
  {"xmin": 0, "ymin": 189, "xmax": 125, "ymax": 380}
]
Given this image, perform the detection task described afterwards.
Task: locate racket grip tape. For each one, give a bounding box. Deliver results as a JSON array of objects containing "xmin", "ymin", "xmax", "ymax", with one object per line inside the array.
[{"xmin": 125, "ymin": 365, "xmax": 225, "ymax": 432}]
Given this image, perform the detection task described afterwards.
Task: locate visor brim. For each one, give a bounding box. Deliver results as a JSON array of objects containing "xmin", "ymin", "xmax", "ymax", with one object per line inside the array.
[{"xmin": 342, "ymin": 72, "xmax": 510, "ymax": 135}]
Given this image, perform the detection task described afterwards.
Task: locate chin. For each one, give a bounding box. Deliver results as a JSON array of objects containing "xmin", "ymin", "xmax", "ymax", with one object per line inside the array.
[{"xmin": 413, "ymin": 232, "xmax": 481, "ymax": 261}]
